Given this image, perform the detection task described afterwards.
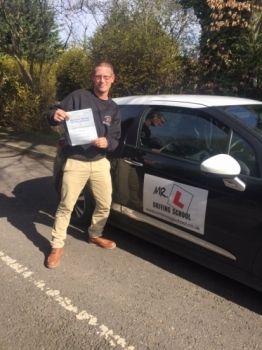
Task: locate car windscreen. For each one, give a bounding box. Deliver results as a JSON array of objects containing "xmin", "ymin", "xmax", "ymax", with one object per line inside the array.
[{"xmin": 219, "ymin": 104, "xmax": 262, "ymax": 135}]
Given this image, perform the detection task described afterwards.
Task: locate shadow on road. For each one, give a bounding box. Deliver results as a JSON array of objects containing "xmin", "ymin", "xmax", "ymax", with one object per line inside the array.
[
  {"xmin": 0, "ymin": 176, "xmax": 85, "ymax": 262},
  {"xmin": 104, "ymin": 225, "xmax": 262, "ymax": 316}
]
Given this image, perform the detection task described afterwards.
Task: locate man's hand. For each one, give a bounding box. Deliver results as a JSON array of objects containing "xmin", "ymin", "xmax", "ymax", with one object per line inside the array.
[
  {"xmin": 53, "ymin": 109, "xmax": 70, "ymax": 122},
  {"xmin": 92, "ymin": 137, "xmax": 108, "ymax": 149}
]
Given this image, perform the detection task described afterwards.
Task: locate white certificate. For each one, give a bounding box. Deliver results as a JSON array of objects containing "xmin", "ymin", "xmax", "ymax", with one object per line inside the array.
[{"xmin": 65, "ymin": 108, "xmax": 98, "ymax": 146}]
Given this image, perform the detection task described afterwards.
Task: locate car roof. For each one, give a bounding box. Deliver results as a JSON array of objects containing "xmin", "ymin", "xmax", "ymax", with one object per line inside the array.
[{"xmin": 113, "ymin": 95, "xmax": 262, "ymax": 108}]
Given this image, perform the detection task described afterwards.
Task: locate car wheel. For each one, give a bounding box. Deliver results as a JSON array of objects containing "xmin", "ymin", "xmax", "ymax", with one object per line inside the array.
[{"xmin": 58, "ymin": 180, "xmax": 95, "ymax": 226}]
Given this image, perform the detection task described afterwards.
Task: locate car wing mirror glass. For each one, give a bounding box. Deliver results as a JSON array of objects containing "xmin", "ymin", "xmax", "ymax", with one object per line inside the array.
[{"xmin": 200, "ymin": 154, "xmax": 240, "ymax": 178}]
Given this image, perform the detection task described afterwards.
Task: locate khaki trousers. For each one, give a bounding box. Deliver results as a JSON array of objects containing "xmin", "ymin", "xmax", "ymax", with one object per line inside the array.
[{"xmin": 51, "ymin": 158, "xmax": 112, "ymax": 248}]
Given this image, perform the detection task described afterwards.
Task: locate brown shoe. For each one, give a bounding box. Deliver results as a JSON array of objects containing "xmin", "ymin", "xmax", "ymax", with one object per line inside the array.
[
  {"xmin": 46, "ymin": 248, "xmax": 63, "ymax": 268},
  {"xmin": 89, "ymin": 237, "xmax": 116, "ymax": 249}
]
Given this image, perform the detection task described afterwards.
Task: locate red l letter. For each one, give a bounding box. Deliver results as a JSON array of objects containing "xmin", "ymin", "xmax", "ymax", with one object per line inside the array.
[{"xmin": 173, "ymin": 191, "xmax": 184, "ymax": 209}]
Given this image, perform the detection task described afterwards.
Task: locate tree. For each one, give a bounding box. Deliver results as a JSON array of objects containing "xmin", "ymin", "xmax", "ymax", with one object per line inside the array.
[
  {"xmin": 89, "ymin": 0, "xmax": 198, "ymax": 95},
  {"xmin": 55, "ymin": 47, "xmax": 92, "ymax": 100},
  {"xmin": 179, "ymin": 0, "xmax": 262, "ymax": 97},
  {"xmin": 0, "ymin": 0, "xmax": 63, "ymax": 89},
  {"xmin": 154, "ymin": 0, "xmax": 200, "ymax": 56},
  {"xmin": 52, "ymin": 0, "xmax": 99, "ymax": 44}
]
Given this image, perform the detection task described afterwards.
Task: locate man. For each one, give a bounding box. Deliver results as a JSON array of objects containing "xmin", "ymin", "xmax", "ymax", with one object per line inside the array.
[
  {"xmin": 140, "ymin": 111, "xmax": 165, "ymax": 150},
  {"xmin": 46, "ymin": 61, "xmax": 121, "ymax": 268}
]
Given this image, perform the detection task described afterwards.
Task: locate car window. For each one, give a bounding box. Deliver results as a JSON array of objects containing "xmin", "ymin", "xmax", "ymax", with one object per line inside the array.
[
  {"xmin": 118, "ymin": 105, "xmax": 144, "ymax": 121},
  {"xmin": 137, "ymin": 107, "xmax": 230, "ymax": 162},
  {"xmin": 220, "ymin": 104, "xmax": 262, "ymax": 136},
  {"xmin": 229, "ymin": 132, "xmax": 260, "ymax": 177}
]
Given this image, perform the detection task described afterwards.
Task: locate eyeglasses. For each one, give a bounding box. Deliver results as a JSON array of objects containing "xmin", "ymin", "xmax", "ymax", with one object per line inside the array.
[{"xmin": 93, "ymin": 75, "xmax": 112, "ymax": 81}]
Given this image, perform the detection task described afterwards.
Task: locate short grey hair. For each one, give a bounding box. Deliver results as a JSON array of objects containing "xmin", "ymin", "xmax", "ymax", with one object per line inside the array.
[{"xmin": 92, "ymin": 61, "xmax": 114, "ymax": 74}]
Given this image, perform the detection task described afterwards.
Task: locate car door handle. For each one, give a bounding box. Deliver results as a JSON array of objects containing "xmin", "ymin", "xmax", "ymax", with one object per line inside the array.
[{"xmin": 124, "ymin": 158, "xmax": 143, "ymax": 167}]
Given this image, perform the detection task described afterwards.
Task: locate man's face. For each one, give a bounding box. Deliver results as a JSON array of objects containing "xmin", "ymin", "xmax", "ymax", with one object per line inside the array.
[
  {"xmin": 152, "ymin": 115, "xmax": 165, "ymax": 127},
  {"xmin": 92, "ymin": 66, "xmax": 115, "ymax": 95}
]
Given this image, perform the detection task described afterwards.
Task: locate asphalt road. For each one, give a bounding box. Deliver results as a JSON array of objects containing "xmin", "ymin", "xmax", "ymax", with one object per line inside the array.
[{"xmin": 1, "ymin": 146, "xmax": 262, "ymax": 350}]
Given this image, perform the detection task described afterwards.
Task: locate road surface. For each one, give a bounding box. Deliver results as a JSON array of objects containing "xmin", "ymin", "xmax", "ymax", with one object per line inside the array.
[{"xmin": 1, "ymin": 147, "xmax": 262, "ymax": 350}]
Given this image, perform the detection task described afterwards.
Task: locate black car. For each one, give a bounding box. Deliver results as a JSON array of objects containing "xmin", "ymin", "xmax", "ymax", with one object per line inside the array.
[{"xmin": 53, "ymin": 94, "xmax": 262, "ymax": 292}]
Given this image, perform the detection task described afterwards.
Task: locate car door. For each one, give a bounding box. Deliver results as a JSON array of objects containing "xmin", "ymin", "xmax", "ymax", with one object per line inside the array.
[{"xmin": 114, "ymin": 104, "xmax": 262, "ymax": 274}]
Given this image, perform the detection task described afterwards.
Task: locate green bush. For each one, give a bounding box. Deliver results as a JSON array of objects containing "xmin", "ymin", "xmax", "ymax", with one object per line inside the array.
[
  {"xmin": 55, "ymin": 48, "xmax": 92, "ymax": 101},
  {"xmin": 0, "ymin": 56, "xmax": 57, "ymax": 133}
]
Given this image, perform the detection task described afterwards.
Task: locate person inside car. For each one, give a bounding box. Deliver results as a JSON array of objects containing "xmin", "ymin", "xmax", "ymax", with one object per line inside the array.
[{"xmin": 140, "ymin": 111, "xmax": 166, "ymax": 151}]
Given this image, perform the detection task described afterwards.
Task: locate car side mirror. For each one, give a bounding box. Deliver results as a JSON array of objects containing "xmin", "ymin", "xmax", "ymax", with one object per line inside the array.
[
  {"xmin": 200, "ymin": 154, "xmax": 245, "ymax": 191},
  {"xmin": 200, "ymin": 154, "xmax": 240, "ymax": 178}
]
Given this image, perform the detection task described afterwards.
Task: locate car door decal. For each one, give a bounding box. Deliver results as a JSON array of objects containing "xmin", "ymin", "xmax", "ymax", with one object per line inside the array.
[{"xmin": 143, "ymin": 174, "xmax": 208, "ymax": 234}]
